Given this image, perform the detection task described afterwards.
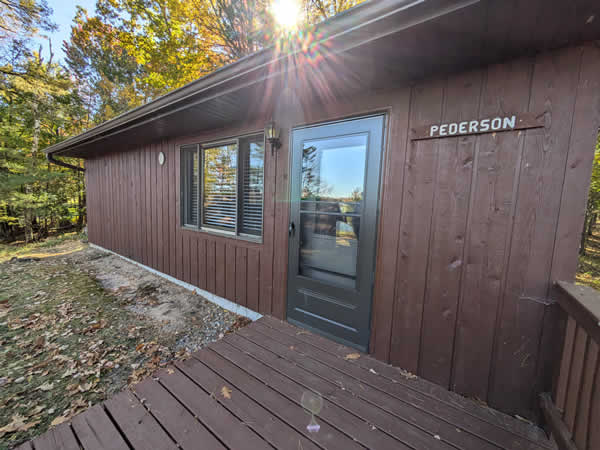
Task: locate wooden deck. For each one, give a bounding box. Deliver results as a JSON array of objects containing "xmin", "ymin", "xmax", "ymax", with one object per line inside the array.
[{"xmin": 18, "ymin": 316, "xmax": 555, "ymax": 450}]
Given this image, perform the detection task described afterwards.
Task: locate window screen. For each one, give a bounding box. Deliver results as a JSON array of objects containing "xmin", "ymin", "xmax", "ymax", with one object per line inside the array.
[
  {"xmin": 181, "ymin": 134, "xmax": 264, "ymax": 238},
  {"xmin": 181, "ymin": 145, "xmax": 199, "ymax": 227},
  {"xmin": 203, "ymin": 143, "xmax": 237, "ymax": 230},
  {"xmin": 239, "ymin": 136, "xmax": 264, "ymax": 236}
]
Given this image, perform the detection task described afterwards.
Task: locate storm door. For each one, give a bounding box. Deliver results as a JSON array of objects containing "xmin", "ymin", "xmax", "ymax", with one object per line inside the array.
[{"xmin": 287, "ymin": 115, "xmax": 384, "ymax": 350}]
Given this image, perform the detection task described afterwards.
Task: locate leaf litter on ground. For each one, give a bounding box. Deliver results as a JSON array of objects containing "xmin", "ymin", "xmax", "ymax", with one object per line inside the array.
[{"xmin": 0, "ymin": 241, "xmax": 245, "ymax": 448}]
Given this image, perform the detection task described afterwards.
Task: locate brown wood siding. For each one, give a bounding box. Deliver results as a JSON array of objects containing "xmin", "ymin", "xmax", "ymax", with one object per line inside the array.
[{"xmin": 84, "ymin": 42, "xmax": 600, "ymax": 420}]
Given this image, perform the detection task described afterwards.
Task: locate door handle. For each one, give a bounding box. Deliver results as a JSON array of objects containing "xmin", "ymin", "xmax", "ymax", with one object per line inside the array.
[{"xmin": 289, "ymin": 221, "xmax": 296, "ymax": 237}]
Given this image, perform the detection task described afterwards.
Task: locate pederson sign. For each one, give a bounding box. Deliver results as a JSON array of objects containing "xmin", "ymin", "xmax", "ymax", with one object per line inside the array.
[{"xmin": 410, "ymin": 112, "xmax": 545, "ymax": 141}]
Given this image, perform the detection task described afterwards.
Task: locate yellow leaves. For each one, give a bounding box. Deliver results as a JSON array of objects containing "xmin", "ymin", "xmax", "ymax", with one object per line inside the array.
[
  {"xmin": 0, "ymin": 414, "xmax": 40, "ymax": 437},
  {"xmin": 344, "ymin": 353, "xmax": 361, "ymax": 361},
  {"xmin": 399, "ymin": 369, "xmax": 417, "ymax": 380},
  {"xmin": 50, "ymin": 416, "xmax": 68, "ymax": 427},
  {"xmin": 221, "ymin": 386, "xmax": 232, "ymax": 399},
  {"xmin": 129, "ymin": 368, "xmax": 148, "ymax": 385}
]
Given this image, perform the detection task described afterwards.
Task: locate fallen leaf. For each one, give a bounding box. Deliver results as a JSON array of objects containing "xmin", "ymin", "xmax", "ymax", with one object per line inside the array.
[
  {"xmin": 36, "ymin": 382, "xmax": 54, "ymax": 391},
  {"xmin": 344, "ymin": 353, "xmax": 361, "ymax": 361},
  {"xmin": 61, "ymin": 368, "xmax": 77, "ymax": 379},
  {"xmin": 0, "ymin": 414, "xmax": 40, "ymax": 437},
  {"xmin": 34, "ymin": 336, "xmax": 45, "ymax": 348},
  {"xmin": 50, "ymin": 416, "xmax": 68, "ymax": 427},
  {"xmin": 30, "ymin": 405, "xmax": 45, "ymax": 415},
  {"xmin": 221, "ymin": 386, "xmax": 232, "ymax": 399},
  {"xmin": 399, "ymin": 369, "xmax": 417, "ymax": 380},
  {"xmin": 78, "ymin": 382, "xmax": 93, "ymax": 392}
]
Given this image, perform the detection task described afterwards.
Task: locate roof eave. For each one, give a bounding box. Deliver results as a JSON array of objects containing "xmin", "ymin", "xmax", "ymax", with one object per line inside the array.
[{"xmin": 44, "ymin": 0, "xmax": 466, "ymax": 156}]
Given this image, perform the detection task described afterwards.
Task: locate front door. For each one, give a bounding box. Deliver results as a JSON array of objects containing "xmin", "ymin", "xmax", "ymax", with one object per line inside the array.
[{"xmin": 287, "ymin": 115, "xmax": 385, "ymax": 351}]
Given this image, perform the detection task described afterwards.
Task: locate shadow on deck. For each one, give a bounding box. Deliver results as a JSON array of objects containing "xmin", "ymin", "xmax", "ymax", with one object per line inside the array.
[{"xmin": 18, "ymin": 316, "xmax": 555, "ymax": 450}]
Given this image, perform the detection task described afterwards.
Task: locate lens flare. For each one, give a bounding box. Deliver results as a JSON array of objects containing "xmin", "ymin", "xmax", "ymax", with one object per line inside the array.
[{"xmin": 270, "ymin": 0, "xmax": 302, "ymax": 30}]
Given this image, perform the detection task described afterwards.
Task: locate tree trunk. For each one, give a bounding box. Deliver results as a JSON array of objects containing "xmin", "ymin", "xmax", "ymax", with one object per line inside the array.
[
  {"xmin": 580, "ymin": 211, "xmax": 589, "ymax": 255},
  {"xmin": 587, "ymin": 213, "xmax": 597, "ymax": 236}
]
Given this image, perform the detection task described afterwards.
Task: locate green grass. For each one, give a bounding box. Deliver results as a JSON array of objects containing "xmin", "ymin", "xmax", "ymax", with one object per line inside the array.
[
  {"xmin": 0, "ymin": 246, "xmax": 182, "ymax": 449},
  {"xmin": 576, "ymin": 223, "xmax": 600, "ymax": 290},
  {"xmin": 0, "ymin": 232, "xmax": 85, "ymax": 263}
]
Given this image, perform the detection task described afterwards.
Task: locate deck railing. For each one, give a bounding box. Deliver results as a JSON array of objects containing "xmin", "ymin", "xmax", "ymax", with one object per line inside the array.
[{"xmin": 540, "ymin": 281, "xmax": 600, "ymax": 450}]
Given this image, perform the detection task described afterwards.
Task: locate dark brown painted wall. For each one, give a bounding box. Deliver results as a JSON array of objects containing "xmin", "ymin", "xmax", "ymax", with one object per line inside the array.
[{"xmin": 85, "ymin": 42, "xmax": 600, "ymax": 420}]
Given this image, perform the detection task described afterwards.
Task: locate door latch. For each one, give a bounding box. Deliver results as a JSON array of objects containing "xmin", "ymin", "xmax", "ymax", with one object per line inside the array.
[{"xmin": 289, "ymin": 221, "xmax": 296, "ymax": 237}]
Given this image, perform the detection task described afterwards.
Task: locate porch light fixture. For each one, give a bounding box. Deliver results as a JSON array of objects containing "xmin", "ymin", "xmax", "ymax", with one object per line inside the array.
[{"xmin": 265, "ymin": 119, "xmax": 282, "ymax": 155}]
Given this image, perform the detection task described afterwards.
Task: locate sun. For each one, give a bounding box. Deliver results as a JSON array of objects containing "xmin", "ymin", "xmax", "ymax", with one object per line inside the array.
[{"xmin": 270, "ymin": 0, "xmax": 302, "ymax": 31}]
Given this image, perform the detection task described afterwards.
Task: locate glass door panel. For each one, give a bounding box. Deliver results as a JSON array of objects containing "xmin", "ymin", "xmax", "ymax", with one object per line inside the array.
[
  {"xmin": 299, "ymin": 134, "xmax": 367, "ymax": 289},
  {"xmin": 287, "ymin": 115, "xmax": 384, "ymax": 351}
]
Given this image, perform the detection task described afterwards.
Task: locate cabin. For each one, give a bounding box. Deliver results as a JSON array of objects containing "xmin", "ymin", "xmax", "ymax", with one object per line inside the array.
[{"xmin": 44, "ymin": 0, "xmax": 600, "ymax": 446}]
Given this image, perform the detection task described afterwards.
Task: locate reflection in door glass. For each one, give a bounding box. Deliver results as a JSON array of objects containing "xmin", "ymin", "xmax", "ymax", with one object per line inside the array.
[{"xmin": 299, "ymin": 134, "xmax": 368, "ymax": 289}]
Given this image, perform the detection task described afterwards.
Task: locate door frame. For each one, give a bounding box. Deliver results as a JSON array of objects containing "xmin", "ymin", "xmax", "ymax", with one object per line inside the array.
[{"xmin": 285, "ymin": 112, "xmax": 389, "ymax": 350}]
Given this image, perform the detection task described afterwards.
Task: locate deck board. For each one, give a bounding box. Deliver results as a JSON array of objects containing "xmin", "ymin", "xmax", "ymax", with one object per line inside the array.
[
  {"xmin": 31, "ymin": 424, "xmax": 79, "ymax": 450},
  {"xmin": 104, "ymin": 390, "xmax": 178, "ymax": 450},
  {"xmin": 169, "ymin": 355, "xmax": 319, "ymax": 450},
  {"xmin": 249, "ymin": 319, "xmax": 545, "ymax": 450},
  {"xmin": 210, "ymin": 338, "xmax": 416, "ymax": 450},
  {"xmin": 194, "ymin": 346, "xmax": 363, "ymax": 450},
  {"xmin": 131, "ymin": 378, "xmax": 226, "ymax": 450},
  {"xmin": 160, "ymin": 363, "xmax": 271, "ymax": 450},
  {"xmin": 71, "ymin": 404, "xmax": 129, "ymax": 450},
  {"xmin": 261, "ymin": 314, "xmax": 554, "ymax": 446},
  {"xmin": 18, "ymin": 317, "xmax": 555, "ymax": 449},
  {"xmin": 227, "ymin": 327, "xmax": 486, "ymax": 449}
]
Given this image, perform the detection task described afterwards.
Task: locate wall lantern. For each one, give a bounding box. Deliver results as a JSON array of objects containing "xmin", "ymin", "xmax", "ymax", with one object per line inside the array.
[{"xmin": 265, "ymin": 119, "xmax": 282, "ymax": 155}]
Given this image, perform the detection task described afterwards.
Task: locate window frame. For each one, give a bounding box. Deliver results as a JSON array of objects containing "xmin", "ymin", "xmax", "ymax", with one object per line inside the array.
[
  {"xmin": 180, "ymin": 132, "xmax": 265, "ymax": 243},
  {"xmin": 181, "ymin": 144, "xmax": 200, "ymax": 228}
]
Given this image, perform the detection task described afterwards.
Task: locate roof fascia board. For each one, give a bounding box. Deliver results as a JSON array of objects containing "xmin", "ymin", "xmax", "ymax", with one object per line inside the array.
[{"xmin": 46, "ymin": 0, "xmax": 480, "ymax": 156}]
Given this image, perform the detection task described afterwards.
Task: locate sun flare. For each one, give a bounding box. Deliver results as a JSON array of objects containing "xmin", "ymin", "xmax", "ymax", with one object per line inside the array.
[{"xmin": 270, "ymin": 0, "xmax": 302, "ymax": 31}]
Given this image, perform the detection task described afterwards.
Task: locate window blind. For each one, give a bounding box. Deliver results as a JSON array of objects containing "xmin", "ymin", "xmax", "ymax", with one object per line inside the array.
[
  {"xmin": 240, "ymin": 136, "xmax": 264, "ymax": 236},
  {"xmin": 203, "ymin": 143, "xmax": 237, "ymax": 230},
  {"xmin": 181, "ymin": 135, "xmax": 264, "ymax": 238},
  {"xmin": 182, "ymin": 146, "xmax": 199, "ymax": 227}
]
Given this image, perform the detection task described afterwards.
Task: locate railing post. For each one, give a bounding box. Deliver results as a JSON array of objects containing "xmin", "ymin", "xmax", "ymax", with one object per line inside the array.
[{"xmin": 540, "ymin": 281, "xmax": 600, "ymax": 450}]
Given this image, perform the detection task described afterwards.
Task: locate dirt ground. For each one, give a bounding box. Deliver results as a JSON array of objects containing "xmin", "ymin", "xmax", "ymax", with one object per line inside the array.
[{"xmin": 0, "ymin": 240, "xmax": 248, "ymax": 449}]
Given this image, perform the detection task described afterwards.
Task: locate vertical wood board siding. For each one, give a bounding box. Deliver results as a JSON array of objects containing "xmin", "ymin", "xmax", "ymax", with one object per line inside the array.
[{"xmin": 84, "ymin": 43, "xmax": 600, "ymax": 421}]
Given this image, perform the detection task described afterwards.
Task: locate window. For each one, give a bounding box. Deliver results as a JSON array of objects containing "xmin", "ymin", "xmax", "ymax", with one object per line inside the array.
[
  {"xmin": 181, "ymin": 145, "xmax": 200, "ymax": 227},
  {"xmin": 181, "ymin": 134, "xmax": 264, "ymax": 238}
]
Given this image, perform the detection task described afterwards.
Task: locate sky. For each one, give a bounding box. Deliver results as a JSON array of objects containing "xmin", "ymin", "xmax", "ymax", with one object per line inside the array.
[{"xmin": 33, "ymin": 0, "xmax": 97, "ymax": 63}]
